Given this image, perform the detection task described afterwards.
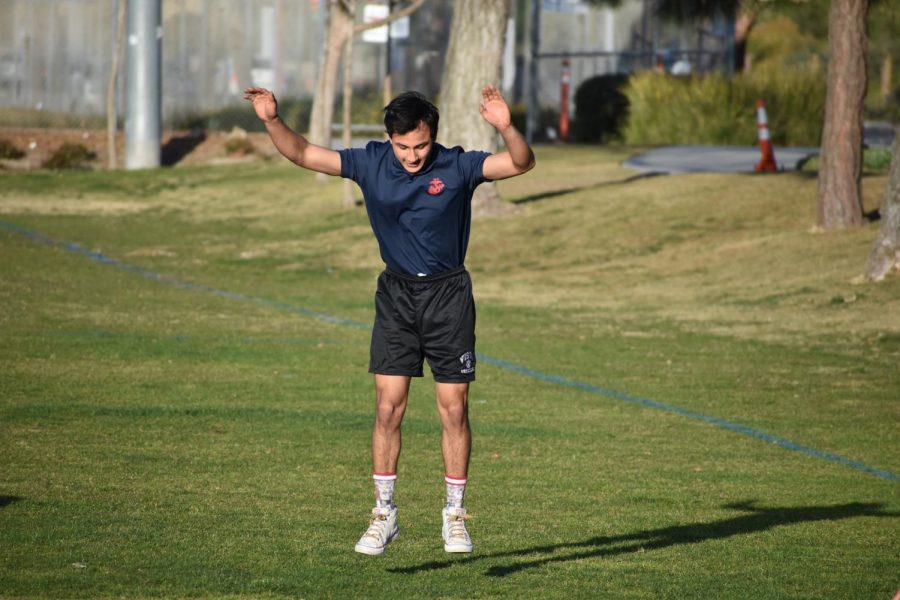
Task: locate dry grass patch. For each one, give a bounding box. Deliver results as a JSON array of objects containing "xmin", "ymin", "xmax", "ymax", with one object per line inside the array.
[
  {"xmin": 0, "ymin": 196, "xmax": 150, "ymax": 216},
  {"xmin": 478, "ymin": 150, "xmax": 898, "ymax": 342}
]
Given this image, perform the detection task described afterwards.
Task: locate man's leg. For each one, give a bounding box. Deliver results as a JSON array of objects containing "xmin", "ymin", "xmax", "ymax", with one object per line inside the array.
[
  {"xmin": 435, "ymin": 382, "xmax": 471, "ymax": 477},
  {"xmin": 436, "ymin": 381, "xmax": 474, "ymax": 553},
  {"xmin": 355, "ymin": 374, "xmax": 410, "ymax": 556},
  {"xmin": 373, "ymin": 374, "xmax": 411, "ymax": 474}
]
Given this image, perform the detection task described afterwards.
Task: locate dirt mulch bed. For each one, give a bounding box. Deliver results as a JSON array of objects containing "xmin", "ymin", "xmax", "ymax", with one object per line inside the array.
[{"xmin": 0, "ymin": 127, "xmax": 277, "ymax": 171}]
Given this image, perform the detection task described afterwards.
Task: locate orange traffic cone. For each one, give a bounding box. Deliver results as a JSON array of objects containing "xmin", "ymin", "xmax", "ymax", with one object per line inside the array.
[{"xmin": 755, "ymin": 99, "xmax": 777, "ymax": 172}]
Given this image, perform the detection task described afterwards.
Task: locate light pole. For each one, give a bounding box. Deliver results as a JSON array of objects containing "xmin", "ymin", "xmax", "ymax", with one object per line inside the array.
[{"xmin": 125, "ymin": 0, "xmax": 162, "ymax": 170}]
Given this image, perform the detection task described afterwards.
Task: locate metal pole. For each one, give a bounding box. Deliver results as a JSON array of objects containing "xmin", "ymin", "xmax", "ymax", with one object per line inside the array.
[
  {"xmin": 24, "ymin": 1, "xmax": 34, "ymax": 106},
  {"xmin": 559, "ymin": 56, "xmax": 570, "ymax": 142},
  {"xmin": 179, "ymin": 0, "xmax": 187, "ymax": 111},
  {"xmin": 384, "ymin": 0, "xmax": 395, "ymax": 106},
  {"xmin": 201, "ymin": 0, "xmax": 209, "ymax": 106},
  {"xmin": 47, "ymin": 2, "xmax": 57, "ymax": 110},
  {"xmin": 526, "ymin": 0, "xmax": 541, "ymax": 144},
  {"xmin": 125, "ymin": 0, "xmax": 162, "ymax": 170},
  {"xmin": 276, "ymin": 0, "xmax": 285, "ymax": 94}
]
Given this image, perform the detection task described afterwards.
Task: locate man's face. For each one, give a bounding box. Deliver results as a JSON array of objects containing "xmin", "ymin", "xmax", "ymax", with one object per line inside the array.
[{"xmin": 389, "ymin": 121, "xmax": 434, "ymax": 174}]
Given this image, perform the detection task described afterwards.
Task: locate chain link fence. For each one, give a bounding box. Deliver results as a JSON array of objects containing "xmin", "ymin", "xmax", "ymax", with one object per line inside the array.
[
  {"xmin": 0, "ymin": 0, "xmax": 732, "ymax": 129},
  {"xmin": 0, "ymin": 0, "xmax": 451, "ymax": 124}
]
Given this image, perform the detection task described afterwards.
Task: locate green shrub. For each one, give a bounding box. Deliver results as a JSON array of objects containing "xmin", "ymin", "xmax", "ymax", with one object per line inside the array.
[
  {"xmin": 866, "ymin": 86, "xmax": 900, "ymax": 121},
  {"xmin": 279, "ymin": 98, "xmax": 314, "ymax": 133},
  {"xmin": 623, "ymin": 70, "xmax": 826, "ymax": 147},
  {"xmin": 798, "ymin": 147, "xmax": 893, "ymax": 174},
  {"xmin": 749, "ymin": 69, "xmax": 827, "ymax": 146},
  {"xmin": 572, "ymin": 74, "xmax": 630, "ymax": 143},
  {"xmin": 863, "ymin": 147, "xmax": 892, "ymax": 171},
  {"xmin": 42, "ymin": 143, "xmax": 96, "ymax": 170},
  {"xmin": 623, "ymin": 73, "xmax": 751, "ymax": 146},
  {"xmin": 337, "ymin": 88, "xmax": 387, "ymax": 125},
  {"xmin": 0, "ymin": 138, "xmax": 25, "ymax": 159}
]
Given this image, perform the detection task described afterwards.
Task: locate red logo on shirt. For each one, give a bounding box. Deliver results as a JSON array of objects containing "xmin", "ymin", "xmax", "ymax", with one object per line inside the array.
[{"xmin": 427, "ymin": 178, "xmax": 445, "ymax": 196}]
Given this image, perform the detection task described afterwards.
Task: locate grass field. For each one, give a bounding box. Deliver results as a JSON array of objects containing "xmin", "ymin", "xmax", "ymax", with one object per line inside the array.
[{"xmin": 1, "ymin": 146, "xmax": 898, "ymax": 599}]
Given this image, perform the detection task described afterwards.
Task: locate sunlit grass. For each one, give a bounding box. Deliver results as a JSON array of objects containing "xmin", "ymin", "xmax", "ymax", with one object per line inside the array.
[{"xmin": 1, "ymin": 147, "xmax": 898, "ymax": 599}]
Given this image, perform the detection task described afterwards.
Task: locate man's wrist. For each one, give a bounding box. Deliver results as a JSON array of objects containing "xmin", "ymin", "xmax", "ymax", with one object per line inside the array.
[{"xmin": 495, "ymin": 121, "xmax": 513, "ymax": 135}]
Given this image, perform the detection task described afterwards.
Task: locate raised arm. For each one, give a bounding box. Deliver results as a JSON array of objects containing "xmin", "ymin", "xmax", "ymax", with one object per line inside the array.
[
  {"xmin": 244, "ymin": 87, "xmax": 342, "ymax": 176},
  {"xmin": 479, "ymin": 85, "xmax": 536, "ymax": 181}
]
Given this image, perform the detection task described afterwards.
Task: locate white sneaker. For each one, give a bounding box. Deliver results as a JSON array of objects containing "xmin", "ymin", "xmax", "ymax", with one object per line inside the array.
[
  {"xmin": 442, "ymin": 506, "xmax": 473, "ymax": 553},
  {"xmin": 354, "ymin": 506, "xmax": 399, "ymax": 555}
]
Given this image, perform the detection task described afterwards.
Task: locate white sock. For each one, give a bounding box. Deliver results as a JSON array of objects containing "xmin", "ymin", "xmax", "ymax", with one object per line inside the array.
[
  {"xmin": 445, "ymin": 474, "xmax": 467, "ymax": 509},
  {"xmin": 373, "ymin": 472, "xmax": 397, "ymax": 509}
]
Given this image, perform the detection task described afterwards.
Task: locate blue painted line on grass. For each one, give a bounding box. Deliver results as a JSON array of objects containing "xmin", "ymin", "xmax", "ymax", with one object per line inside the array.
[
  {"xmin": 477, "ymin": 355, "xmax": 899, "ymax": 481},
  {"xmin": 0, "ymin": 220, "xmax": 369, "ymax": 331},
  {"xmin": 3, "ymin": 219, "xmax": 897, "ymax": 482}
]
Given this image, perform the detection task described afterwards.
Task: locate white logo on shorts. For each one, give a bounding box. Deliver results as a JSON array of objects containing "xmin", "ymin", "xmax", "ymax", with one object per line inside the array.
[{"xmin": 459, "ymin": 351, "xmax": 475, "ymax": 374}]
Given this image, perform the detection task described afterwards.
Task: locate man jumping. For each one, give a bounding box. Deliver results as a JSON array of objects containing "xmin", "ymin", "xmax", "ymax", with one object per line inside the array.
[{"xmin": 245, "ymin": 85, "xmax": 535, "ymax": 555}]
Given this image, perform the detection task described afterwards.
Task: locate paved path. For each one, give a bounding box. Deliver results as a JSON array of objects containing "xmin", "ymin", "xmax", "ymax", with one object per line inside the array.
[
  {"xmin": 622, "ymin": 122, "xmax": 894, "ymax": 175},
  {"xmin": 622, "ymin": 145, "xmax": 818, "ymax": 175}
]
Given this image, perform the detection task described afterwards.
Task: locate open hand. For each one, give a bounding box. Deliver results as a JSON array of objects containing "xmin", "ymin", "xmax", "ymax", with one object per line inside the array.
[
  {"xmin": 479, "ymin": 85, "xmax": 511, "ymax": 132},
  {"xmin": 244, "ymin": 87, "xmax": 279, "ymax": 123}
]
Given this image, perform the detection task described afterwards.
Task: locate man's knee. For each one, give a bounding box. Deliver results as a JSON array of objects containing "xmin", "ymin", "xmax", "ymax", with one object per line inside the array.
[
  {"xmin": 375, "ymin": 397, "xmax": 406, "ymax": 427},
  {"xmin": 374, "ymin": 375, "xmax": 410, "ymax": 427},
  {"xmin": 440, "ymin": 404, "xmax": 469, "ymax": 430},
  {"xmin": 436, "ymin": 384, "xmax": 470, "ymax": 427}
]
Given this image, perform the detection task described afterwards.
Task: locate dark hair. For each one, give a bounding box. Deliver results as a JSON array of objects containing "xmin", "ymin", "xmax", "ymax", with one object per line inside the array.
[{"xmin": 383, "ymin": 91, "xmax": 439, "ymax": 139}]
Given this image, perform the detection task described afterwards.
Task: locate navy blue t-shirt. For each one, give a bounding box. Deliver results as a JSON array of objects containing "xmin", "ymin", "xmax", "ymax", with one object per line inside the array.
[{"xmin": 339, "ymin": 141, "xmax": 491, "ymax": 276}]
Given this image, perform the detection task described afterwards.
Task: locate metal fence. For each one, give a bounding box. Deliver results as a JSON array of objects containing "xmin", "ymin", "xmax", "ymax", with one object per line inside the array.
[
  {"xmin": 0, "ymin": 0, "xmax": 733, "ymax": 127},
  {"xmin": 0, "ymin": 0, "xmax": 463, "ymax": 123}
]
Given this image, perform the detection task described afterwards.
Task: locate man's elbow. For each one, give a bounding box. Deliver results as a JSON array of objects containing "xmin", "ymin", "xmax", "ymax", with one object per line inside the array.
[
  {"xmin": 284, "ymin": 143, "xmax": 309, "ymax": 168},
  {"xmin": 517, "ymin": 153, "xmax": 536, "ymax": 174}
]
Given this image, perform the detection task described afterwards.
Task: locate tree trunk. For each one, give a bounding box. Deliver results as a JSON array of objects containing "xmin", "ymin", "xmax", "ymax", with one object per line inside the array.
[
  {"xmin": 880, "ymin": 52, "xmax": 892, "ymax": 108},
  {"xmin": 342, "ymin": 10, "xmax": 357, "ymax": 208},
  {"xmin": 817, "ymin": 0, "xmax": 868, "ymax": 230},
  {"xmin": 311, "ymin": 0, "xmax": 353, "ymax": 182},
  {"xmin": 309, "ymin": 0, "xmax": 425, "ymax": 183},
  {"xmin": 310, "ymin": 0, "xmax": 352, "ymax": 182},
  {"xmin": 106, "ymin": 0, "xmax": 126, "ymax": 169},
  {"xmin": 865, "ymin": 128, "xmax": 900, "ymax": 281},
  {"xmin": 311, "ymin": 0, "xmax": 428, "ymax": 148},
  {"xmin": 439, "ymin": 0, "xmax": 516, "ymax": 218},
  {"xmin": 734, "ymin": 8, "xmax": 757, "ymax": 74}
]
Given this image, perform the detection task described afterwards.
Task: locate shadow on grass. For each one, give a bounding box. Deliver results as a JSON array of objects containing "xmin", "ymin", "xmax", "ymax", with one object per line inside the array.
[
  {"xmin": 511, "ymin": 172, "xmax": 667, "ymax": 205},
  {"xmin": 388, "ymin": 501, "xmax": 897, "ymax": 577},
  {"xmin": 0, "ymin": 495, "xmax": 23, "ymax": 507}
]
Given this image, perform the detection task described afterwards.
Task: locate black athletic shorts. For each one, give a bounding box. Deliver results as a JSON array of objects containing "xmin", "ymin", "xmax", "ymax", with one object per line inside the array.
[{"xmin": 369, "ymin": 265, "xmax": 476, "ymax": 383}]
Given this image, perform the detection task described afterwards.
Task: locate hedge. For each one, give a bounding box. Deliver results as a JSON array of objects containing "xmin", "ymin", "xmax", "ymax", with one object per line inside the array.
[{"xmin": 621, "ymin": 70, "xmax": 826, "ymax": 147}]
